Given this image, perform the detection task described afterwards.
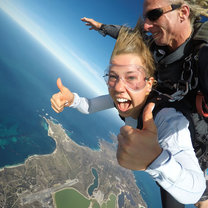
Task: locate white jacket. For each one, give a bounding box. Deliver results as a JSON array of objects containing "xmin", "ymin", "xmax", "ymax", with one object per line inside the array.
[{"xmin": 69, "ymin": 93, "xmax": 206, "ymax": 204}]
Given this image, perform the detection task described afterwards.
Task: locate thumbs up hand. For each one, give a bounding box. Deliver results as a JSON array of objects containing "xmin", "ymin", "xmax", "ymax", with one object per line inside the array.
[
  {"xmin": 117, "ymin": 103, "xmax": 162, "ymax": 170},
  {"xmin": 50, "ymin": 78, "xmax": 74, "ymax": 113}
]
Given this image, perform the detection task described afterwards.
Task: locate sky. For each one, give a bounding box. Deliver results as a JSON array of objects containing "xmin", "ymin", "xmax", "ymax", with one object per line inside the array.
[
  {"xmin": 0, "ymin": 0, "xmax": 143, "ymax": 95},
  {"xmin": 0, "ymin": 1, "xmax": 207, "ymax": 95},
  {"xmin": 0, "ymin": 1, "xmax": 202, "ymax": 207}
]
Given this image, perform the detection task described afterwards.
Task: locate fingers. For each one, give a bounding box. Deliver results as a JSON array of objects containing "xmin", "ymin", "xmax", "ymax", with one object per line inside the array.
[
  {"xmin": 81, "ymin": 17, "xmax": 93, "ymax": 23},
  {"xmin": 118, "ymin": 125, "xmax": 134, "ymax": 149},
  {"xmin": 143, "ymin": 102, "xmax": 154, "ymax": 122},
  {"xmin": 56, "ymin": 78, "xmax": 73, "ymax": 103},
  {"xmin": 57, "ymin": 78, "xmax": 64, "ymax": 93},
  {"xmin": 81, "ymin": 17, "xmax": 102, "ymax": 30},
  {"xmin": 195, "ymin": 200, "xmax": 208, "ymax": 208},
  {"xmin": 50, "ymin": 92, "xmax": 66, "ymax": 113},
  {"xmin": 120, "ymin": 125, "xmax": 134, "ymax": 136},
  {"xmin": 84, "ymin": 22, "xmax": 95, "ymax": 30},
  {"xmin": 142, "ymin": 102, "xmax": 157, "ymax": 133},
  {"xmin": 117, "ymin": 132, "xmax": 127, "ymax": 149},
  {"xmin": 117, "ymin": 126, "xmax": 142, "ymax": 170},
  {"xmin": 116, "ymin": 148, "xmax": 129, "ymax": 168},
  {"xmin": 81, "ymin": 17, "xmax": 93, "ymax": 25},
  {"xmin": 51, "ymin": 78, "xmax": 74, "ymax": 113},
  {"xmin": 118, "ymin": 125, "xmax": 135, "ymax": 153},
  {"xmin": 85, "ymin": 23, "xmax": 92, "ymax": 26},
  {"xmin": 116, "ymin": 112, "xmax": 160, "ymax": 170},
  {"xmin": 51, "ymin": 103, "xmax": 64, "ymax": 113},
  {"xmin": 117, "ymin": 133, "xmax": 129, "ymax": 167},
  {"xmin": 81, "ymin": 17, "xmax": 89, "ymax": 22}
]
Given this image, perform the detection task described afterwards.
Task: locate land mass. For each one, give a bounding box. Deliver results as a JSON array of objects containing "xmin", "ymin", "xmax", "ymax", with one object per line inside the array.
[{"xmin": 0, "ymin": 118, "xmax": 147, "ymax": 208}]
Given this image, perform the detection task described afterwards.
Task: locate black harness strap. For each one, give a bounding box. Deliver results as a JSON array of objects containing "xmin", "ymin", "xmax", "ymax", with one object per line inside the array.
[{"xmin": 160, "ymin": 186, "xmax": 184, "ymax": 208}]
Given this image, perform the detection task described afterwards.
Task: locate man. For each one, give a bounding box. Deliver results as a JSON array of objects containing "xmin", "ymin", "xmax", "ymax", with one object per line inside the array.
[{"xmin": 81, "ymin": 0, "xmax": 208, "ymax": 207}]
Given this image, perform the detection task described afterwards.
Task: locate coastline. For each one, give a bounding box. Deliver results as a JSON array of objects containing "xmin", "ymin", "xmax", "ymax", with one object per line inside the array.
[{"xmin": 0, "ymin": 117, "xmax": 147, "ymax": 208}]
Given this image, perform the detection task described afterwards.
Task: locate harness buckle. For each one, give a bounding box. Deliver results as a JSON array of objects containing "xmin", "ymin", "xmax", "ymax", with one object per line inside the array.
[
  {"xmin": 154, "ymin": 80, "xmax": 189, "ymax": 102},
  {"xmin": 168, "ymin": 90, "xmax": 187, "ymax": 102},
  {"xmin": 182, "ymin": 53, "xmax": 198, "ymax": 90},
  {"xmin": 168, "ymin": 80, "xmax": 189, "ymax": 101},
  {"xmin": 153, "ymin": 88, "xmax": 187, "ymax": 102}
]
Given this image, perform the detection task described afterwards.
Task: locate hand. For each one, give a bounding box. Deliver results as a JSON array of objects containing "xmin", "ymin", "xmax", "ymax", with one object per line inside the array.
[
  {"xmin": 117, "ymin": 103, "xmax": 162, "ymax": 170},
  {"xmin": 50, "ymin": 78, "xmax": 74, "ymax": 113},
  {"xmin": 195, "ymin": 199, "xmax": 208, "ymax": 208},
  {"xmin": 81, "ymin": 17, "xmax": 102, "ymax": 31}
]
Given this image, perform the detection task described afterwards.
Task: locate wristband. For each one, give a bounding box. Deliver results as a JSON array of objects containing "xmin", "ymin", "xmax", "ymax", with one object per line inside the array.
[{"xmin": 98, "ymin": 24, "xmax": 107, "ymax": 36}]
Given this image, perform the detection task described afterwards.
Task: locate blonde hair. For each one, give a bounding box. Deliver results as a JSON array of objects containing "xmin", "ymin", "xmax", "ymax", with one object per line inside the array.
[
  {"xmin": 171, "ymin": 0, "xmax": 208, "ymax": 24},
  {"xmin": 110, "ymin": 27, "xmax": 155, "ymax": 78}
]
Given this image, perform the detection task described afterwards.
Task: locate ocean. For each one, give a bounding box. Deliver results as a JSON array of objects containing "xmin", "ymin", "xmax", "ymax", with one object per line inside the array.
[
  {"xmin": 0, "ymin": 54, "xmax": 196, "ymax": 208},
  {"xmin": 0, "ymin": 58, "xmax": 155, "ymax": 207},
  {"xmin": 0, "ymin": 47, "xmax": 159, "ymax": 207},
  {"xmin": 0, "ymin": 9, "xmax": 196, "ymax": 208}
]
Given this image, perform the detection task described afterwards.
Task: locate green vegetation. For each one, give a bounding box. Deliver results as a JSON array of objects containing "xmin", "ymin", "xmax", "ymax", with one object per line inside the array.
[
  {"xmin": 92, "ymin": 200, "xmax": 100, "ymax": 208},
  {"xmin": 54, "ymin": 188, "xmax": 117, "ymax": 208},
  {"xmin": 54, "ymin": 188, "xmax": 90, "ymax": 208},
  {"xmin": 107, "ymin": 194, "xmax": 116, "ymax": 207},
  {"xmin": 101, "ymin": 194, "xmax": 116, "ymax": 208}
]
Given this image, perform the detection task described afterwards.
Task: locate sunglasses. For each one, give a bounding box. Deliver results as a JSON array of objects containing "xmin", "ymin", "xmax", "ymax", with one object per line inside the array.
[{"xmin": 144, "ymin": 4, "xmax": 182, "ymax": 21}]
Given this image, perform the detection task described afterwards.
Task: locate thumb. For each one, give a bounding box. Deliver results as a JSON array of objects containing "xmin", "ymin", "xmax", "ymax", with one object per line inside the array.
[
  {"xmin": 57, "ymin": 78, "xmax": 65, "ymax": 93},
  {"xmin": 142, "ymin": 102, "xmax": 156, "ymax": 132},
  {"xmin": 120, "ymin": 125, "xmax": 134, "ymax": 136}
]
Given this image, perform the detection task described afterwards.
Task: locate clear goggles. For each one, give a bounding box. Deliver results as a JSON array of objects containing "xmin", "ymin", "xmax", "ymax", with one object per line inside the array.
[{"xmin": 103, "ymin": 64, "xmax": 148, "ymax": 92}]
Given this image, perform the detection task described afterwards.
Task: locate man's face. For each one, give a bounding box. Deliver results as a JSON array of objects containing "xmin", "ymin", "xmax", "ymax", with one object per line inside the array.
[{"xmin": 143, "ymin": 0, "xmax": 181, "ymax": 48}]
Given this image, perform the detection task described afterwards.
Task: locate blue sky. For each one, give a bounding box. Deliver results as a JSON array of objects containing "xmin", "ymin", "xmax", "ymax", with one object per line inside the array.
[
  {"xmin": 0, "ymin": 2, "xmax": 202, "ymax": 207},
  {"xmin": 0, "ymin": 0, "xmax": 143, "ymax": 95}
]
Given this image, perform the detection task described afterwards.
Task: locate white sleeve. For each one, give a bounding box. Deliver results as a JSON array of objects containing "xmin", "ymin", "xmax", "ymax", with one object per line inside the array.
[
  {"xmin": 145, "ymin": 108, "xmax": 206, "ymax": 204},
  {"xmin": 69, "ymin": 93, "xmax": 114, "ymax": 114}
]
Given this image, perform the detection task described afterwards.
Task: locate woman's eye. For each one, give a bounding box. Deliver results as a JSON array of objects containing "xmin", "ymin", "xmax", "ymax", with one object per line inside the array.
[{"xmin": 126, "ymin": 76, "xmax": 137, "ymax": 81}]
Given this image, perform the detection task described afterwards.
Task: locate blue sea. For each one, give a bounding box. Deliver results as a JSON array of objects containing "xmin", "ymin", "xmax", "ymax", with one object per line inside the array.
[
  {"xmin": 0, "ymin": 12, "xmax": 121, "ymax": 168},
  {"xmin": 0, "ymin": 9, "xmax": 196, "ymax": 208}
]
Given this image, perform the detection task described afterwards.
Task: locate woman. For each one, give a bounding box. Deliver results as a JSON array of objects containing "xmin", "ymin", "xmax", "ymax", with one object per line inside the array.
[{"xmin": 51, "ymin": 27, "xmax": 206, "ymax": 206}]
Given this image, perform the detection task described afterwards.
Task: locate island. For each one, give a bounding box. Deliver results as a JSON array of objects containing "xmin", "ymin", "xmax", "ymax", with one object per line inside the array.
[{"xmin": 0, "ymin": 117, "xmax": 147, "ymax": 208}]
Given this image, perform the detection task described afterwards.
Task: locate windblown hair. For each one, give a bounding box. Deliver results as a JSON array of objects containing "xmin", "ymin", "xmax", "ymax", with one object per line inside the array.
[
  {"xmin": 110, "ymin": 27, "xmax": 155, "ymax": 78},
  {"xmin": 171, "ymin": 0, "xmax": 208, "ymax": 24}
]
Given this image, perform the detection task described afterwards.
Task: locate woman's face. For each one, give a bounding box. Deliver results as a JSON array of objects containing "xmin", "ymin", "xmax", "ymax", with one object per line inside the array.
[{"xmin": 108, "ymin": 54, "xmax": 153, "ymax": 119}]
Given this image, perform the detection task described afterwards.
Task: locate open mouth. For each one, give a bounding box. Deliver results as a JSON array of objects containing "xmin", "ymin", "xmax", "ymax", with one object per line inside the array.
[{"xmin": 116, "ymin": 98, "xmax": 131, "ymax": 112}]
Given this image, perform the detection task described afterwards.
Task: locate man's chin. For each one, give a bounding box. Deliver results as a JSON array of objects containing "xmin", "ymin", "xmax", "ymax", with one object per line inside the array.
[
  {"xmin": 152, "ymin": 34, "xmax": 166, "ymax": 46},
  {"xmin": 154, "ymin": 38, "xmax": 167, "ymax": 46}
]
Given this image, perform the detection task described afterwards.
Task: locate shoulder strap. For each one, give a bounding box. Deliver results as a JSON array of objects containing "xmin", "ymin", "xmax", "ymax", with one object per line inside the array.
[
  {"xmin": 137, "ymin": 92, "xmax": 207, "ymax": 163},
  {"xmin": 192, "ymin": 21, "xmax": 208, "ymax": 43},
  {"xmin": 190, "ymin": 21, "xmax": 208, "ymax": 117},
  {"xmin": 146, "ymin": 92, "xmax": 197, "ymax": 145},
  {"xmin": 161, "ymin": 21, "xmax": 208, "ymax": 102},
  {"xmin": 151, "ymin": 92, "xmax": 208, "ymax": 161}
]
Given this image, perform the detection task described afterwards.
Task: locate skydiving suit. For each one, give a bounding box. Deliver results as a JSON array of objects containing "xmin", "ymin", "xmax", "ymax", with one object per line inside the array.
[
  {"xmin": 69, "ymin": 92, "xmax": 206, "ymax": 206},
  {"xmin": 68, "ymin": 21, "xmax": 208, "ymax": 207},
  {"xmin": 97, "ymin": 20, "xmax": 208, "ymax": 206}
]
